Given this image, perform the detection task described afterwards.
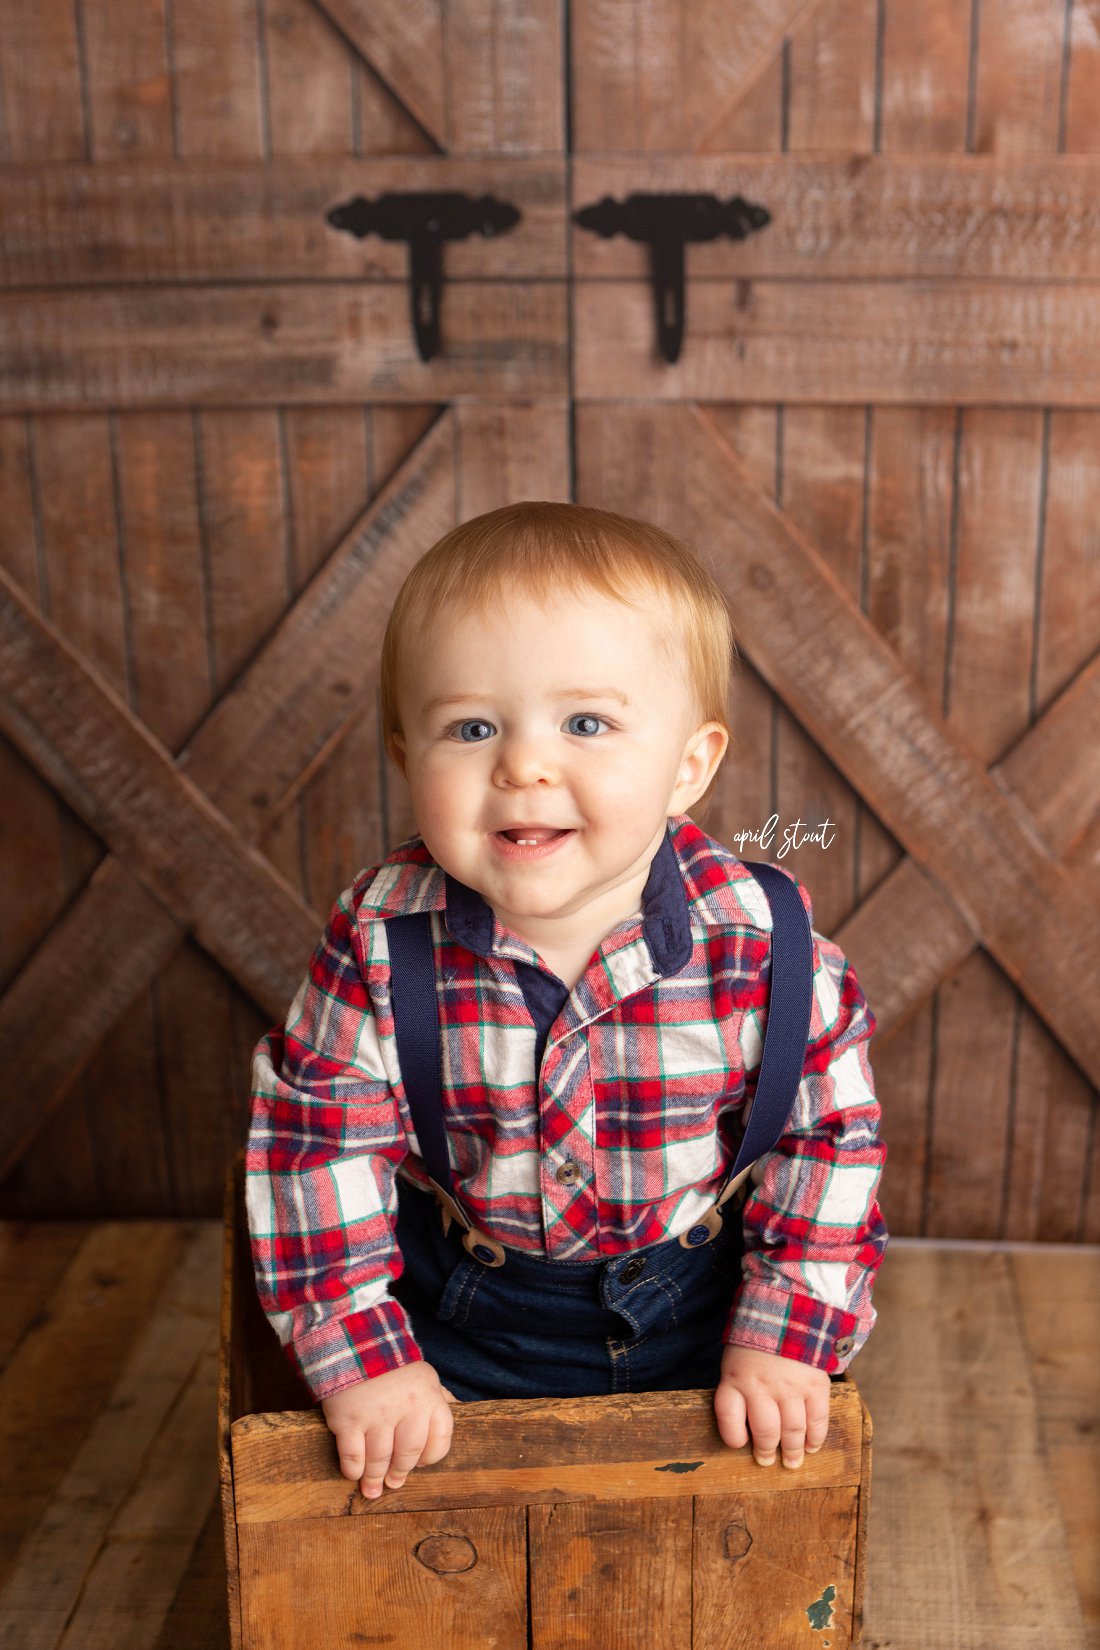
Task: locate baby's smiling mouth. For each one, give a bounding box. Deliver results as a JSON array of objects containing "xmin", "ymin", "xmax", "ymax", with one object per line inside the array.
[{"xmin": 494, "ymin": 826, "xmax": 574, "ymax": 844}]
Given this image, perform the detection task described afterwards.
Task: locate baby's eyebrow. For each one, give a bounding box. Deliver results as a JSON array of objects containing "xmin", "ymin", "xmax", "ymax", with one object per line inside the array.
[{"xmin": 422, "ymin": 686, "xmax": 632, "ymax": 714}]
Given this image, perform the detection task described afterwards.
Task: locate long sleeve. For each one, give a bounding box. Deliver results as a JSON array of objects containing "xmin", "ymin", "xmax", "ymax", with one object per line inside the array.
[
  {"xmin": 245, "ymin": 884, "xmax": 425, "ymax": 1401},
  {"xmin": 724, "ymin": 871, "xmax": 889, "ymax": 1375}
]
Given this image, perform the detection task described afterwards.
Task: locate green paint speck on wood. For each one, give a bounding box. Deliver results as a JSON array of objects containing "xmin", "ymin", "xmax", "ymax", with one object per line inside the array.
[{"xmin": 806, "ymin": 1584, "xmax": 836, "ymax": 1630}]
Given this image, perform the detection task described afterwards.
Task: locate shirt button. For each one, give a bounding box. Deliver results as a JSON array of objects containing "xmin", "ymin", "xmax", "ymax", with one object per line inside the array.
[
  {"xmin": 833, "ymin": 1334, "xmax": 856, "ymax": 1358},
  {"xmin": 555, "ymin": 1161, "xmax": 581, "ymax": 1184},
  {"xmin": 620, "ymin": 1256, "xmax": 646, "ymax": 1283}
]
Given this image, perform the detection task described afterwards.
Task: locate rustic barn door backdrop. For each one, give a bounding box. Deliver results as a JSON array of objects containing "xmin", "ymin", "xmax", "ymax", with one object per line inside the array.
[{"xmin": 0, "ymin": 0, "xmax": 1098, "ymax": 1245}]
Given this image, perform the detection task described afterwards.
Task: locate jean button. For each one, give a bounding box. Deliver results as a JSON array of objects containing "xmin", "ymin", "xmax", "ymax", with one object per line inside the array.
[
  {"xmin": 472, "ymin": 1243, "xmax": 497, "ymax": 1264},
  {"xmin": 685, "ymin": 1224, "xmax": 711, "ymax": 1246},
  {"xmin": 620, "ymin": 1256, "xmax": 646, "ymax": 1284}
]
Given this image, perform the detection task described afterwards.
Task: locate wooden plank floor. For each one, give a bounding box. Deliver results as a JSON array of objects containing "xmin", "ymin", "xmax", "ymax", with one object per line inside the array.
[{"xmin": 0, "ymin": 1224, "xmax": 1095, "ymax": 1650}]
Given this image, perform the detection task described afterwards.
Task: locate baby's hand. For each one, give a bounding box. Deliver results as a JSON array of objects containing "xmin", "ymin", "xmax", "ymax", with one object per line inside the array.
[
  {"xmin": 714, "ymin": 1343, "xmax": 830, "ymax": 1470},
  {"xmin": 321, "ymin": 1360, "xmax": 460, "ymax": 1500}
]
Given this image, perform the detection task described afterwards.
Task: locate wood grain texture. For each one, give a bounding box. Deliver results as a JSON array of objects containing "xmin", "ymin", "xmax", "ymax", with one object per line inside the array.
[
  {"xmin": 0, "ymin": 1223, "xmax": 192, "ymax": 1591},
  {"xmin": 570, "ymin": 153, "xmax": 1100, "ymax": 277},
  {"xmin": 0, "ymin": 565, "xmax": 321, "ymax": 1029},
  {"xmin": 0, "ymin": 156, "xmax": 566, "ymax": 286},
  {"xmin": 0, "ymin": 1227, "xmax": 220, "ymax": 1650},
  {"xmin": 574, "ymin": 279, "xmax": 1100, "ymax": 405},
  {"xmin": 310, "ymin": 0, "xmax": 447, "ymax": 146},
  {"xmin": 693, "ymin": 1487, "xmax": 861, "ymax": 1649},
  {"xmin": 528, "ymin": 1496, "xmax": 693, "ymax": 1650},
  {"xmin": 570, "ymin": 0, "xmax": 827, "ymax": 152},
  {"xmin": 6, "ymin": 154, "xmax": 1100, "ymax": 284},
  {"xmin": 0, "ymin": 409, "xmax": 559, "ymax": 1191},
  {"xmin": 229, "ymin": 1385, "xmax": 865, "ymax": 1523},
  {"xmin": 0, "ymin": 282, "xmax": 569, "ymax": 411},
  {"xmin": 854, "ymin": 1242, "xmax": 1093, "ymax": 1648},
  {"xmin": 1012, "ymin": 1247, "xmax": 1100, "ymax": 1638},
  {"xmin": 237, "ymin": 1506, "xmax": 528, "ymax": 1650}
]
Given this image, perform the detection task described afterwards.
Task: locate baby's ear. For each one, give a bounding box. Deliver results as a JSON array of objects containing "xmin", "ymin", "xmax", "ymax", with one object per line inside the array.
[{"xmin": 386, "ymin": 733, "xmax": 408, "ymax": 777}]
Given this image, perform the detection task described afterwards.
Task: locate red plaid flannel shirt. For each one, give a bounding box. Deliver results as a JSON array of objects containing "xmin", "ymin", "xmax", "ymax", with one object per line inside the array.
[{"xmin": 247, "ymin": 814, "xmax": 888, "ymax": 1400}]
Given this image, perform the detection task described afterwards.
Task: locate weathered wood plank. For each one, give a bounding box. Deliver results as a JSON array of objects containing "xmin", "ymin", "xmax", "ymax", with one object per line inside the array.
[
  {"xmin": 0, "ymin": 1223, "xmax": 192, "ymax": 1590},
  {"xmin": 264, "ymin": 0, "xmax": 356, "ymax": 158},
  {"xmin": 1065, "ymin": 0, "xmax": 1100, "ymax": 151},
  {"xmin": 311, "ymin": 0, "xmax": 446, "ymax": 147},
  {"xmin": 1012, "ymin": 1248, "xmax": 1100, "ymax": 1637},
  {"xmin": 80, "ymin": 0, "xmax": 175, "ymax": 160},
  {"xmin": 441, "ymin": 0, "xmax": 564, "ymax": 155},
  {"xmin": 0, "ymin": 1221, "xmax": 90, "ymax": 1373},
  {"xmin": 770, "ymin": 406, "xmax": 867, "ymax": 937},
  {"xmin": 528, "ymin": 1496, "xmax": 693, "ymax": 1650},
  {"xmin": 0, "ymin": 157, "xmax": 564, "ymax": 285},
  {"xmin": 170, "ymin": 0, "xmax": 266, "ymax": 161},
  {"xmin": 688, "ymin": 405, "xmax": 1100, "ymax": 1083},
  {"xmin": 575, "ymin": 280, "xmax": 1100, "ymax": 405},
  {"xmin": 229, "ymin": 1384, "xmax": 866, "ymax": 1523},
  {"xmin": 318, "ymin": 0, "xmax": 564, "ymax": 155},
  {"xmin": 972, "ymin": 0, "xmax": 1068, "ymax": 155},
  {"xmin": 854, "ymin": 1244, "xmax": 1091, "ymax": 1648},
  {"xmin": 571, "ymin": 0, "xmax": 827, "ymax": 152},
  {"xmin": 0, "ymin": 282, "xmax": 569, "ymax": 411},
  {"xmin": 927, "ymin": 410, "xmax": 1047, "ymax": 1239},
  {"xmin": 0, "ymin": 415, "xmax": 456, "ymax": 1180},
  {"xmin": 879, "ymin": 0, "xmax": 973, "ymax": 151},
  {"xmin": 572, "ymin": 154, "xmax": 1100, "ymax": 278},
  {"xmin": 693, "ymin": 1486, "xmax": 861, "ymax": 1649},
  {"xmin": 0, "ymin": 4, "xmax": 85, "ymax": 164},
  {"xmin": 786, "ymin": 0, "xmax": 878, "ymax": 151},
  {"xmin": 6, "ymin": 155, "xmax": 1100, "ymax": 284},
  {"xmin": 149, "ymin": 1501, "xmax": 231, "ymax": 1650},
  {"xmin": 237, "ymin": 1506, "xmax": 528, "ymax": 1650},
  {"xmin": 55, "ymin": 1344, "xmax": 220, "ymax": 1650},
  {"xmin": 0, "ymin": 1226, "xmax": 220, "ymax": 1650},
  {"xmin": 0, "ymin": 564, "xmax": 322, "ymax": 1023}
]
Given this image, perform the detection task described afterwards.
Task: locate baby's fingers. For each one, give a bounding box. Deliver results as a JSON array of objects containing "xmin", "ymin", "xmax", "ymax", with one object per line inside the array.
[
  {"xmin": 805, "ymin": 1392, "xmax": 830, "ymax": 1454},
  {"xmin": 745, "ymin": 1392, "xmax": 782, "ymax": 1468},
  {"xmin": 713, "ymin": 1381, "xmax": 748, "ymax": 1451},
  {"xmin": 417, "ymin": 1398, "xmax": 457, "ymax": 1469},
  {"xmin": 333, "ymin": 1426, "xmax": 367, "ymax": 1483},
  {"xmin": 360, "ymin": 1426, "xmax": 397, "ymax": 1500},
  {"xmin": 777, "ymin": 1395, "xmax": 808, "ymax": 1470}
]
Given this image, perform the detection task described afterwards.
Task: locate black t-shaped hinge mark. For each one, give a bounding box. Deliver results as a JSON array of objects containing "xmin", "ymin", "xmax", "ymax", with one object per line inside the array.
[
  {"xmin": 327, "ymin": 192, "xmax": 522, "ymax": 361},
  {"xmin": 573, "ymin": 193, "xmax": 771, "ymax": 363}
]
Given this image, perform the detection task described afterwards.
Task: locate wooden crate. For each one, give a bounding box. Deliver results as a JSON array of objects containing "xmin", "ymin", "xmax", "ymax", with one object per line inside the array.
[{"xmin": 219, "ymin": 1160, "xmax": 872, "ymax": 1650}]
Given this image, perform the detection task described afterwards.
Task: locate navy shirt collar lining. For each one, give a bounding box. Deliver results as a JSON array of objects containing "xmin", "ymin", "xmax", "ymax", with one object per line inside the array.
[{"xmin": 443, "ymin": 820, "xmax": 693, "ymax": 979}]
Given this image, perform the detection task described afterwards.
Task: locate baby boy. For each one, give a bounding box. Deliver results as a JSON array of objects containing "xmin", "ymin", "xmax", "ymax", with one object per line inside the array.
[{"xmin": 247, "ymin": 500, "xmax": 888, "ymax": 1503}]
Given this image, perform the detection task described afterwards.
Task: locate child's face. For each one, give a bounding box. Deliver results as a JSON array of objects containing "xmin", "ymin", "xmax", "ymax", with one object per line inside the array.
[{"xmin": 390, "ymin": 587, "xmax": 727, "ymax": 937}]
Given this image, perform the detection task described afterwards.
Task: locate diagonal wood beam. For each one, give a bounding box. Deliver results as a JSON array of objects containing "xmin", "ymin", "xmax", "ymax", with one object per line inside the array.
[
  {"xmin": 310, "ymin": 0, "xmax": 446, "ymax": 148},
  {"xmin": 691, "ymin": 0, "xmax": 828, "ymax": 153},
  {"xmin": 0, "ymin": 414, "xmax": 457, "ymax": 1180},
  {"xmin": 689, "ymin": 403, "xmax": 1100, "ymax": 1088},
  {"xmin": 0, "ymin": 566, "xmax": 322, "ymax": 1024},
  {"xmin": 835, "ymin": 655, "xmax": 1100, "ymax": 1037}
]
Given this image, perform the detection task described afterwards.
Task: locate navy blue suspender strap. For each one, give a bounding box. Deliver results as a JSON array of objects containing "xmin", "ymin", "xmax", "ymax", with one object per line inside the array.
[{"xmin": 385, "ymin": 857, "xmax": 813, "ymax": 1265}]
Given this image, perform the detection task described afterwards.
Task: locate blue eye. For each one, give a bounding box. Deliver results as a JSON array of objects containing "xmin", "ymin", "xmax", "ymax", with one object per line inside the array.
[
  {"xmin": 567, "ymin": 713, "xmax": 607, "ymax": 736},
  {"xmin": 446, "ymin": 712, "xmax": 610, "ymax": 742},
  {"xmin": 453, "ymin": 719, "xmax": 493, "ymax": 742}
]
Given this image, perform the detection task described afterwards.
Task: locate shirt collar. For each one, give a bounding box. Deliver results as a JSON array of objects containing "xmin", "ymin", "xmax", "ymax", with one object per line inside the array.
[
  {"xmin": 354, "ymin": 813, "xmax": 774, "ymax": 978},
  {"xmin": 443, "ymin": 815, "xmax": 691, "ymax": 975}
]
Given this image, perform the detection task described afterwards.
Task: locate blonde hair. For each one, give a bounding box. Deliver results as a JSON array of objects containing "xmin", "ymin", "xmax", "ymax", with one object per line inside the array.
[{"xmin": 380, "ymin": 501, "xmax": 740, "ymax": 824}]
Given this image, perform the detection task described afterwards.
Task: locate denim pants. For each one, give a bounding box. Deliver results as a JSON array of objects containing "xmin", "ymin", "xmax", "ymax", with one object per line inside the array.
[{"xmin": 389, "ymin": 1178, "xmax": 746, "ymax": 1402}]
